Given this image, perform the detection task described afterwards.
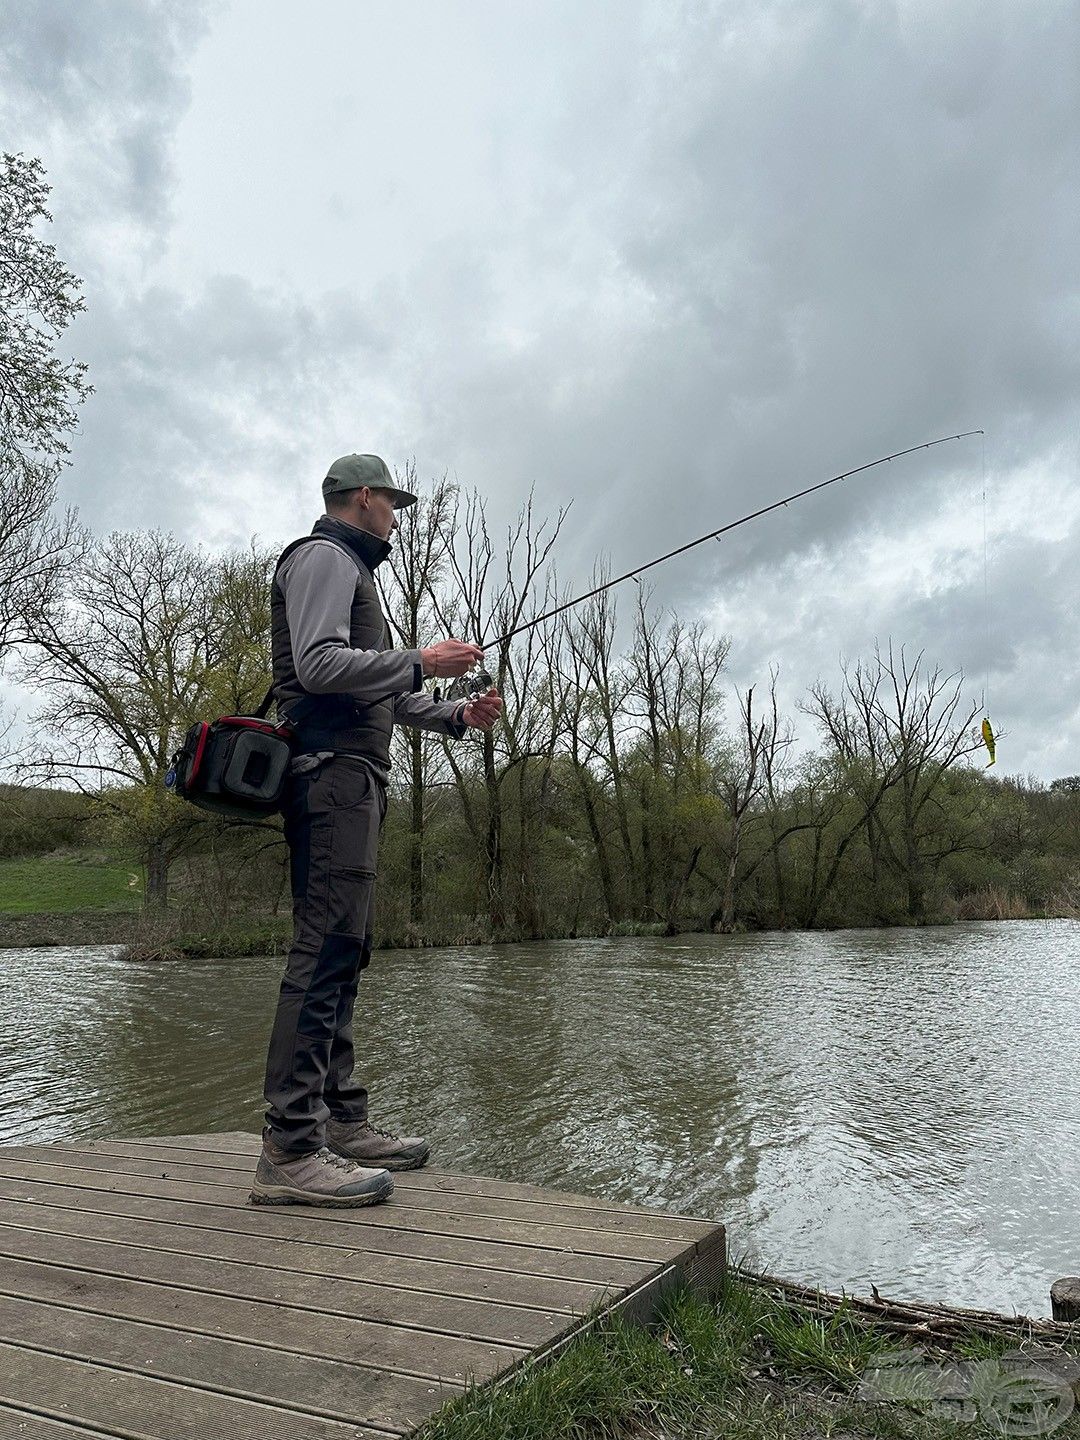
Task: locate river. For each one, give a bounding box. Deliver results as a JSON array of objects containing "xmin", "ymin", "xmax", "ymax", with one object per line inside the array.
[{"xmin": 1, "ymin": 919, "xmax": 1077, "ymax": 1318}]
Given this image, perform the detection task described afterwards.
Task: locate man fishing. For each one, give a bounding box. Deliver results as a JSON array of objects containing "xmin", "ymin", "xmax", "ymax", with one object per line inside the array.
[{"xmin": 250, "ymin": 453, "xmax": 502, "ymax": 1208}]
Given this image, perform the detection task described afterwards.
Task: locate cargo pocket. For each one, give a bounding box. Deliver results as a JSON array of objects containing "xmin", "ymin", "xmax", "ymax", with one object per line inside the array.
[
  {"xmin": 325, "ymin": 759, "xmax": 381, "ymax": 939},
  {"xmin": 326, "ymin": 864, "xmax": 376, "ymax": 939}
]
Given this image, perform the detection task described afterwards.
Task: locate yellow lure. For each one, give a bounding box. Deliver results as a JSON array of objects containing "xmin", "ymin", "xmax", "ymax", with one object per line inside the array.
[{"xmin": 981, "ymin": 716, "xmax": 996, "ymax": 767}]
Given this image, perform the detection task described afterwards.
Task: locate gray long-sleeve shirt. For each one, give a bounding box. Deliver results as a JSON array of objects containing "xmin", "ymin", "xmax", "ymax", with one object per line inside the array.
[{"xmin": 277, "ymin": 537, "xmax": 469, "ymax": 752}]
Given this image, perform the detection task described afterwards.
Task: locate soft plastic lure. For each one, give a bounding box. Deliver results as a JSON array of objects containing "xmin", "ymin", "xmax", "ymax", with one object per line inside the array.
[{"xmin": 981, "ymin": 717, "xmax": 996, "ymax": 767}]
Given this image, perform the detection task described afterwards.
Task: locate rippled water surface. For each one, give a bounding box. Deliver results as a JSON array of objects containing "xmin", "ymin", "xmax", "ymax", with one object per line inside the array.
[{"xmin": 1, "ymin": 920, "xmax": 1077, "ymax": 1317}]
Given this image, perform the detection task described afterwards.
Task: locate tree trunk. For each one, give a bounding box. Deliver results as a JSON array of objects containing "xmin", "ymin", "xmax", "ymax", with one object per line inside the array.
[
  {"xmin": 606, "ymin": 718, "xmax": 636, "ymax": 890},
  {"xmin": 903, "ymin": 780, "xmax": 926, "ymax": 921},
  {"xmin": 712, "ymin": 816, "xmax": 741, "ymax": 931},
  {"xmin": 483, "ymin": 732, "xmax": 504, "ymax": 931},
  {"xmin": 639, "ymin": 776, "xmax": 655, "ymax": 920},
  {"xmin": 408, "ymin": 729, "xmax": 424, "ymax": 926},
  {"xmin": 666, "ymin": 845, "xmax": 701, "ymax": 935},
  {"xmin": 515, "ymin": 759, "xmax": 543, "ymax": 935},
  {"xmin": 576, "ymin": 767, "xmax": 617, "ymax": 924},
  {"xmin": 144, "ymin": 842, "xmax": 169, "ymax": 909},
  {"xmin": 771, "ymin": 832, "xmax": 787, "ymax": 927}
]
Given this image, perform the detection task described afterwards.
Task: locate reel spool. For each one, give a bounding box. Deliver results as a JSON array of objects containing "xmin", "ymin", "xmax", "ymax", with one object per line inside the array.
[{"xmin": 444, "ymin": 667, "xmax": 493, "ymax": 703}]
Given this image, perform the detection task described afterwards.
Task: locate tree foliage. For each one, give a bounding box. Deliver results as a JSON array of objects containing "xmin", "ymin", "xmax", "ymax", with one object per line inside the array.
[{"xmin": 0, "ymin": 153, "xmax": 92, "ymax": 655}]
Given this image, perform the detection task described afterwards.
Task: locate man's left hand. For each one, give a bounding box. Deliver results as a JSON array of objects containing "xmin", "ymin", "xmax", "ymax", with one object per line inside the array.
[{"xmin": 462, "ymin": 687, "xmax": 503, "ymax": 732}]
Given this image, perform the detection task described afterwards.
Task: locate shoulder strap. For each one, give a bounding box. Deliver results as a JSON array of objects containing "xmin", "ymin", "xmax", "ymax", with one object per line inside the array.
[{"xmin": 254, "ymin": 533, "xmax": 374, "ymax": 718}]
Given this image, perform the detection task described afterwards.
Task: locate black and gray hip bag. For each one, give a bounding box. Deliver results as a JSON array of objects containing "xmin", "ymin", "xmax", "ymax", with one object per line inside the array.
[{"xmin": 165, "ymin": 686, "xmax": 294, "ymax": 822}]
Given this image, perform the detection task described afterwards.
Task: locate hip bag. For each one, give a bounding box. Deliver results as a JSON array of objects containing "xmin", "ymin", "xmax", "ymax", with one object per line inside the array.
[{"xmin": 165, "ymin": 685, "xmax": 293, "ymax": 822}]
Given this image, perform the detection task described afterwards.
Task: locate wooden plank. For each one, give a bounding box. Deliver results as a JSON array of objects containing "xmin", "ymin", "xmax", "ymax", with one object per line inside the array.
[
  {"xmin": 0, "ymin": 1200, "xmax": 605, "ymax": 1314},
  {"xmin": 0, "ymin": 1341, "xmax": 385, "ymax": 1440},
  {"xmin": 0, "ymin": 1406, "xmax": 109, "ymax": 1438},
  {"xmin": 9, "ymin": 1144, "xmax": 714, "ymax": 1245},
  {"xmin": 0, "ymin": 1224, "xmax": 571, "ymax": 1348},
  {"xmin": 0, "ymin": 1255, "xmax": 526, "ymax": 1384},
  {"xmin": 105, "ymin": 1133, "xmax": 706, "ymax": 1222},
  {"xmin": 0, "ymin": 1173, "xmax": 650, "ymax": 1289},
  {"xmin": 0, "ymin": 1294, "xmax": 456, "ymax": 1435},
  {"xmin": 0, "ymin": 1130, "xmax": 726, "ymax": 1440},
  {"xmin": 0, "ymin": 1155, "xmax": 686, "ymax": 1264}
]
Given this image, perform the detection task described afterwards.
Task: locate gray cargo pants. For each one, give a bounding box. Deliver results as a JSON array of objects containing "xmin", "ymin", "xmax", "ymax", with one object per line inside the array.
[{"xmin": 262, "ymin": 753, "xmax": 387, "ymax": 1156}]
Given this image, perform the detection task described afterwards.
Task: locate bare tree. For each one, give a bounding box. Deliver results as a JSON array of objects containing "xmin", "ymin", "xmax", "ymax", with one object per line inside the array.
[
  {"xmin": 548, "ymin": 588, "xmax": 624, "ymax": 924},
  {"xmin": 379, "ymin": 463, "xmax": 458, "ymax": 926},
  {"xmin": 623, "ymin": 585, "xmax": 730, "ymax": 925},
  {"xmin": 15, "ymin": 531, "xmax": 276, "ymax": 907},
  {"xmin": 560, "ymin": 573, "xmax": 638, "ymax": 910},
  {"xmin": 435, "ymin": 487, "xmax": 568, "ymax": 931},
  {"xmin": 710, "ymin": 669, "xmax": 791, "ymax": 932},
  {"xmin": 867, "ymin": 642, "xmax": 984, "ymax": 919},
  {"xmin": 799, "ymin": 641, "xmax": 983, "ymax": 923}
]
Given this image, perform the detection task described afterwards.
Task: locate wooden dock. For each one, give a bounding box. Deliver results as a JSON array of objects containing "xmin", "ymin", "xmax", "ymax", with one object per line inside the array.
[{"xmin": 0, "ymin": 1130, "xmax": 726, "ymax": 1438}]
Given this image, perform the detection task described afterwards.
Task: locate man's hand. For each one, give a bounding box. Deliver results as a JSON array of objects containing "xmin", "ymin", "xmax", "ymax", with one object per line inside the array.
[
  {"xmin": 462, "ymin": 687, "xmax": 503, "ymax": 732},
  {"xmin": 421, "ymin": 638, "xmax": 484, "ymax": 678}
]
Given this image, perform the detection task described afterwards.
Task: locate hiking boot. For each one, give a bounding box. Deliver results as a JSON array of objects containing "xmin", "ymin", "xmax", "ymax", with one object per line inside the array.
[
  {"xmin": 325, "ymin": 1116, "xmax": 430, "ymax": 1171},
  {"xmin": 248, "ymin": 1141, "xmax": 394, "ymax": 1207}
]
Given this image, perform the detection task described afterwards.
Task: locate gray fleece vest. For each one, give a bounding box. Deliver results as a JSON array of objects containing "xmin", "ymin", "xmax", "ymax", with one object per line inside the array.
[{"xmin": 270, "ymin": 516, "xmax": 395, "ymax": 762}]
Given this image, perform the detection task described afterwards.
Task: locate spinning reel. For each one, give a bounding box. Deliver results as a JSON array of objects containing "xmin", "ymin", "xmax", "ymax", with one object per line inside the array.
[{"xmin": 436, "ymin": 667, "xmax": 494, "ymax": 704}]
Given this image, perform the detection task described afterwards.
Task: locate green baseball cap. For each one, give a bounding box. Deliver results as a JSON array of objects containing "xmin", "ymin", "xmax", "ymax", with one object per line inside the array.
[{"xmin": 322, "ymin": 453, "xmax": 417, "ymax": 509}]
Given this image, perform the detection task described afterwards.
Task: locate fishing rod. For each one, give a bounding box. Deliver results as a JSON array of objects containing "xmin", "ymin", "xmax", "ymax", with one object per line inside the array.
[{"xmin": 449, "ymin": 430, "xmax": 983, "ymax": 698}]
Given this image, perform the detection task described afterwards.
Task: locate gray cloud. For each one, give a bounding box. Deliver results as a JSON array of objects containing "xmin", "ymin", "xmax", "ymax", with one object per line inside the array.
[
  {"xmin": 0, "ymin": 0, "xmax": 212, "ymax": 271},
  {"xmin": 1, "ymin": 0, "xmax": 1077, "ymax": 778}
]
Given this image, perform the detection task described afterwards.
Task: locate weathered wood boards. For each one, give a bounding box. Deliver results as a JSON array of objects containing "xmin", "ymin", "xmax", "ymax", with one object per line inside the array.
[{"xmin": 0, "ymin": 1130, "xmax": 726, "ymax": 1437}]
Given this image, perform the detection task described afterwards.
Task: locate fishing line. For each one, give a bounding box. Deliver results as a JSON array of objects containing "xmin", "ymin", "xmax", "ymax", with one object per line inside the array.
[
  {"xmin": 980, "ymin": 431, "xmax": 997, "ymax": 767},
  {"xmin": 982, "ymin": 430, "xmax": 990, "ymax": 713}
]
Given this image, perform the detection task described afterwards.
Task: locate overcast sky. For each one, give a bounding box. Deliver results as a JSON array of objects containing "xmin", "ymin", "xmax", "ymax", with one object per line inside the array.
[{"xmin": 2, "ymin": 0, "xmax": 1077, "ymax": 778}]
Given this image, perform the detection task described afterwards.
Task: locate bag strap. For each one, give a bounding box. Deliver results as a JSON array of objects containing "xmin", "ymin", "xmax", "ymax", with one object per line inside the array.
[{"xmin": 256, "ymin": 533, "xmax": 376, "ymax": 720}]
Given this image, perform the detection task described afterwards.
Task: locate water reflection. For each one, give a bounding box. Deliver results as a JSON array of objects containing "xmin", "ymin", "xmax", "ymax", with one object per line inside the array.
[{"xmin": 0, "ymin": 920, "xmax": 1077, "ymax": 1318}]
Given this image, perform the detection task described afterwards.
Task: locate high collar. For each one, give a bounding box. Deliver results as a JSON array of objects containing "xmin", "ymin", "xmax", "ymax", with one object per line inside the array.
[{"xmin": 313, "ymin": 513, "xmax": 393, "ymax": 572}]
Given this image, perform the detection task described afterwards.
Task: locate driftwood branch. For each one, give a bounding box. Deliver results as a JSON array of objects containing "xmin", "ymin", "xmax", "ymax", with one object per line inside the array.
[{"xmin": 732, "ymin": 1262, "xmax": 1080, "ymax": 1348}]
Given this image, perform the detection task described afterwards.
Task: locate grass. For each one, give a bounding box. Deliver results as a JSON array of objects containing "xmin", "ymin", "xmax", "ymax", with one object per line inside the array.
[
  {"xmin": 0, "ymin": 851, "xmax": 143, "ymax": 914},
  {"xmin": 122, "ymin": 916, "xmax": 292, "ymax": 962},
  {"xmin": 414, "ymin": 1263, "xmax": 1080, "ymax": 1440}
]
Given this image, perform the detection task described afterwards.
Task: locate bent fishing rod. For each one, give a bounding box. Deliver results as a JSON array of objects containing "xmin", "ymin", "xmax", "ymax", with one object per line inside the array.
[{"xmin": 472, "ymin": 430, "xmax": 983, "ymax": 664}]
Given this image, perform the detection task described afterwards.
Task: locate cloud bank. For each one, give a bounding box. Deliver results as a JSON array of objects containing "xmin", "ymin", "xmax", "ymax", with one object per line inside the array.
[{"xmin": 1, "ymin": 0, "xmax": 1076, "ymax": 776}]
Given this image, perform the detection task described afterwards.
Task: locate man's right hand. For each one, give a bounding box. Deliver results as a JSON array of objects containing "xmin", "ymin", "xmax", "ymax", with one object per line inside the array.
[{"xmin": 421, "ymin": 638, "xmax": 485, "ymax": 678}]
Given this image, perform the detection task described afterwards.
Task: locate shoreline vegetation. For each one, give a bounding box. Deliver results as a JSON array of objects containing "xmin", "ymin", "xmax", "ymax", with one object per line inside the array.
[
  {"xmin": 0, "ymin": 840, "xmax": 1076, "ymax": 958},
  {"xmin": 0, "ymin": 888, "xmax": 1075, "ymax": 959},
  {"xmin": 415, "ymin": 1259, "xmax": 1080, "ymax": 1440}
]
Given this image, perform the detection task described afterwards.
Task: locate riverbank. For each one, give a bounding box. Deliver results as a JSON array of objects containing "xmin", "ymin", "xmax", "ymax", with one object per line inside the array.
[
  {"xmin": 1, "ymin": 905, "xmax": 1077, "ymax": 957},
  {"xmin": 417, "ymin": 1260, "xmax": 1080, "ymax": 1440}
]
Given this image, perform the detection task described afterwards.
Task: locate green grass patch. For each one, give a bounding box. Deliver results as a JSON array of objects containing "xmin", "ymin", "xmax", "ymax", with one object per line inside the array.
[
  {"xmin": 0, "ymin": 852, "xmax": 143, "ymax": 914},
  {"xmin": 414, "ymin": 1268, "xmax": 1080, "ymax": 1440}
]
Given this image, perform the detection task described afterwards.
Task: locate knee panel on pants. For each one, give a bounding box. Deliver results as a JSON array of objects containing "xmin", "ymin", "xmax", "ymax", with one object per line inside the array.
[{"xmin": 295, "ymin": 933, "xmax": 364, "ymax": 1034}]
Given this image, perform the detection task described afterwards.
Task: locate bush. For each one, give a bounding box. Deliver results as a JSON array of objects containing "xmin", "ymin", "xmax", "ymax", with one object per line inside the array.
[{"xmin": 0, "ymin": 784, "xmax": 93, "ymax": 859}]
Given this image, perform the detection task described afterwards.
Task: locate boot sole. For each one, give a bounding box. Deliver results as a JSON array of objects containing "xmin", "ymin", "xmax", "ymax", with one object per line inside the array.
[{"xmin": 248, "ymin": 1177, "xmax": 394, "ymax": 1207}]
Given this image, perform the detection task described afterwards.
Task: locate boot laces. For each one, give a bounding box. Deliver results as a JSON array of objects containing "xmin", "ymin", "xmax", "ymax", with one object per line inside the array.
[
  {"xmin": 316, "ymin": 1146, "xmax": 362, "ymax": 1172},
  {"xmin": 364, "ymin": 1121, "xmax": 400, "ymax": 1140}
]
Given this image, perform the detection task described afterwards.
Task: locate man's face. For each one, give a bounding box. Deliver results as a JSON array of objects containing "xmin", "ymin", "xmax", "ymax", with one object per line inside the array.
[{"xmin": 355, "ymin": 486, "xmax": 398, "ymax": 540}]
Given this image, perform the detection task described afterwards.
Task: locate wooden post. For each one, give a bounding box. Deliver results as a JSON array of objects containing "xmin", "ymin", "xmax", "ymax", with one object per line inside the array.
[{"xmin": 1050, "ymin": 1277, "xmax": 1080, "ymax": 1322}]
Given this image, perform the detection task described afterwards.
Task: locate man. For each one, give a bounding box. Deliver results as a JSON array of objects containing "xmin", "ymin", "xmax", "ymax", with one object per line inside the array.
[{"xmin": 249, "ymin": 453, "xmax": 502, "ymax": 1208}]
